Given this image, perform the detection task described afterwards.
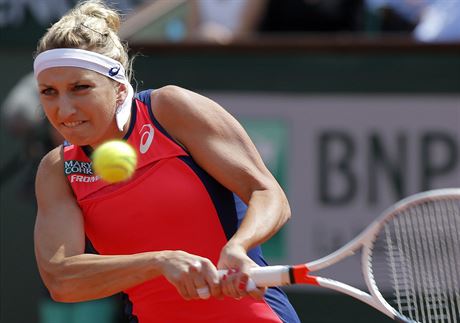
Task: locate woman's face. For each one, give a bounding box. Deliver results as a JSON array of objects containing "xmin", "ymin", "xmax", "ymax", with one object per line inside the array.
[{"xmin": 37, "ymin": 67, "xmax": 123, "ymax": 147}]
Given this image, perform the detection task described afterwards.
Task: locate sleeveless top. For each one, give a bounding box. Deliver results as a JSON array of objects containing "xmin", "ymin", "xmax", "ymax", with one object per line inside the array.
[{"xmin": 63, "ymin": 90, "xmax": 300, "ymax": 323}]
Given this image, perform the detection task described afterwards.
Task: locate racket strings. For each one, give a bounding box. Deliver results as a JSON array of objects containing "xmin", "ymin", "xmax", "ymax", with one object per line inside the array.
[{"xmin": 372, "ymin": 198, "xmax": 460, "ymax": 323}]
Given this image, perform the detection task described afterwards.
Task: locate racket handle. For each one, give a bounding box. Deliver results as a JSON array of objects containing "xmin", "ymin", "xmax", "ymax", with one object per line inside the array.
[
  {"xmin": 197, "ymin": 266, "xmax": 291, "ymax": 299},
  {"xmin": 247, "ymin": 265, "xmax": 291, "ymax": 287},
  {"xmin": 219, "ymin": 265, "xmax": 291, "ymax": 289}
]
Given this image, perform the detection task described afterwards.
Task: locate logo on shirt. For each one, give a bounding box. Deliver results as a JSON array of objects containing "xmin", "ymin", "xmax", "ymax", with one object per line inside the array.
[
  {"xmin": 139, "ymin": 124, "xmax": 154, "ymax": 154},
  {"xmin": 70, "ymin": 174, "xmax": 100, "ymax": 183},
  {"xmin": 64, "ymin": 160, "xmax": 93, "ymax": 175}
]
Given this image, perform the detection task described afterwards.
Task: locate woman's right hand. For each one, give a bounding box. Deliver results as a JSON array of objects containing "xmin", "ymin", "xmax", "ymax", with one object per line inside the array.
[{"xmin": 159, "ymin": 251, "xmax": 221, "ymax": 300}]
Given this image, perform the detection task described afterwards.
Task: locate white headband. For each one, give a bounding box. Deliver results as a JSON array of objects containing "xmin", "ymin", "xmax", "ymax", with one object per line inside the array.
[{"xmin": 33, "ymin": 48, "xmax": 133, "ymax": 131}]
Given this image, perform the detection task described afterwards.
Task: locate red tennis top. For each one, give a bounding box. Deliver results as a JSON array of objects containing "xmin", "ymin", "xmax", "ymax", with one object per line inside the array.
[{"xmin": 62, "ymin": 90, "xmax": 299, "ymax": 323}]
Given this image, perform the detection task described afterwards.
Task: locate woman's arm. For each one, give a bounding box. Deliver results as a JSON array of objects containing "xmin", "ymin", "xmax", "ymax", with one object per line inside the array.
[
  {"xmin": 151, "ymin": 86, "xmax": 291, "ymax": 297},
  {"xmin": 34, "ymin": 147, "xmax": 220, "ymax": 302}
]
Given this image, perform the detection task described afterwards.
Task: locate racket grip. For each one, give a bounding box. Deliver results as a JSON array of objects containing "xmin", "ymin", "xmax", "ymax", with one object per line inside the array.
[
  {"xmin": 218, "ymin": 265, "xmax": 291, "ymax": 289},
  {"xmin": 197, "ymin": 266, "xmax": 291, "ymax": 299}
]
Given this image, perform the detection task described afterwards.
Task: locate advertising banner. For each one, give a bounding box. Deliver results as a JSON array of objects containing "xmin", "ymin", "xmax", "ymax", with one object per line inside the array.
[{"xmin": 208, "ymin": 92, "xmax": 460, "ymax": 290}]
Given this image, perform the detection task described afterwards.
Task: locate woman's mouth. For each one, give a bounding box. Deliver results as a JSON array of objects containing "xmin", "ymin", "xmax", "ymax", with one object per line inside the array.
[{"xmin": 63, "ymin": 121, "xmax": 85, "ymax": 128}]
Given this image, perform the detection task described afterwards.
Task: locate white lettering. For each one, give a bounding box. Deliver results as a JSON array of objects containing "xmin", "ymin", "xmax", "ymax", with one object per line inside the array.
[
  {"xmin": 65, "ymin": 160, "xmax": 93, "ymax": 175},
  {"xmin": 70, "ymin": 174, "xmax": 100, "ymax": 183}
]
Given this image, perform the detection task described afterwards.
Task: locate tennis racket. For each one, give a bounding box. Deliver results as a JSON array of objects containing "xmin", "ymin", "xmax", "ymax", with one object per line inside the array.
[{"xmin": 201, "ymin": 188, "xmax": 460, "ymax": 322}]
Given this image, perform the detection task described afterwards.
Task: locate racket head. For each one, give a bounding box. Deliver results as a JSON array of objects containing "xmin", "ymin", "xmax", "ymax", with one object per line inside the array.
[{"xmin": 364, "ymin": 188, "xmax": 460, "ymax": 323}]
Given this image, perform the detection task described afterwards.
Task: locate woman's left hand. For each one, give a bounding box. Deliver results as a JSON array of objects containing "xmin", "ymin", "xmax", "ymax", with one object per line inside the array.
[{"xmin": 217, "ymin": 242, "xmax": 266, "ymax": 300}]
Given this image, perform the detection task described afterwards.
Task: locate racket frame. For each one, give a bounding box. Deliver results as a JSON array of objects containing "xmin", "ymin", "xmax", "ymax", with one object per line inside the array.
[{"xmin": 246, "ymin": 188, "xmax": 460, "ymax": 323}]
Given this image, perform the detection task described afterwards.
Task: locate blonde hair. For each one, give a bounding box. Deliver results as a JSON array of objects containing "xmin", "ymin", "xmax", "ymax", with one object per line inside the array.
[{"xmin": 36, "ymin": 0, "xmax": 134, "ymax": 81}]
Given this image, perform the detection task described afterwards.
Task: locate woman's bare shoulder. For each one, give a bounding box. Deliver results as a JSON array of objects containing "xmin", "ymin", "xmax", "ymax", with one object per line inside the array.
[
  {"xmin": 151, "ymin": 85, "xmax": 190, "ymax": 108},
  {"xmin": 36, "ymin": 145, "xmax": 64, "ymax": 178}
]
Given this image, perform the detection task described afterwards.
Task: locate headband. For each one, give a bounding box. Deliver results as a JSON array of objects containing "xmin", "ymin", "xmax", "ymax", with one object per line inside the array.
[{"xmin": 33, "ymin": 48, "xmax": 133, "ymax": 131}]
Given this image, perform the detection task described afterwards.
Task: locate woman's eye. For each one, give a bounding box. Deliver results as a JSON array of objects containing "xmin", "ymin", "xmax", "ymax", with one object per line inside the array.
[
  {"xmin": 40, "ymin": 88, "xmax": 56, "ymax": 96},
  {"xmin": 74, "ymin": 84, "xmax": 90, "ymax": 91}
]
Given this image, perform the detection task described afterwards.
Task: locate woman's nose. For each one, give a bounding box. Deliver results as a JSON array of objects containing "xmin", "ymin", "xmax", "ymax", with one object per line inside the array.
[{"xmin": 57, "ymin": 95, "xmax": 77, "ymax": 119}]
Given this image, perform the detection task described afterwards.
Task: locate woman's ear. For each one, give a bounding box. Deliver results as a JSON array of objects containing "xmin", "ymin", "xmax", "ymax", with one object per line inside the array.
[{"xmin": 116, "ymin": 83, "xmax": 128, "ymax": 103}]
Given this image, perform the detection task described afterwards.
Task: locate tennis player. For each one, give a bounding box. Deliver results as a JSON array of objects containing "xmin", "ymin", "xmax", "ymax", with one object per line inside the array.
[{"xmin": 33, "ymin": 1, "xmax": 300, "ymax": 322}]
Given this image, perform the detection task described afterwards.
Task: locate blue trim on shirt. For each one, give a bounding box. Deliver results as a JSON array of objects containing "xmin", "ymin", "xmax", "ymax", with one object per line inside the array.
[
  {"xmin": 178, "ymin": 155, "xmax": 238, "ymax": 240},
  {"xmin": 135, "ymin": 89, "xmax": 152, "ymax": 106},
  {"xmin": 135, "ymin": 89, "xmax": 179, "ymax": 144},
  {"xmin": 265, "ymin": 287, "xmax": 301, "ymax": 323},
  {"xmin": 123, "ymin": 99, "xmax": 138, "ymax": 140},
  {"xmin": 121, "ymin": 293, "xmax": 139, "ymax": 323}
]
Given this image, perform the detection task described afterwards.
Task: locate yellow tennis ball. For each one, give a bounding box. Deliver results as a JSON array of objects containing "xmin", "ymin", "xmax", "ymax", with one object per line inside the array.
[{"xmin": 92, "ymin": 140, "xmax": 137, "ymax": 183}]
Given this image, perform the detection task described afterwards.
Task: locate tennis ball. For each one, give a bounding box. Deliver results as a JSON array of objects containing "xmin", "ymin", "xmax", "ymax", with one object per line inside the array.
[{"xmin": 92, "ymin": 140, "xmax": 137, "ymax": 183}]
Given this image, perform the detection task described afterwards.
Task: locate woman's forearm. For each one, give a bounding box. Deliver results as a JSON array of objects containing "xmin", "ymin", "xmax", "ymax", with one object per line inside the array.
[
  {"xmin": 45, "ymin": 251, "xmax": 164, "ymax": 302},
  {"xmin": 229, "ymin": 186, "xmax": 291, "ymax": 251}
]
